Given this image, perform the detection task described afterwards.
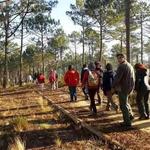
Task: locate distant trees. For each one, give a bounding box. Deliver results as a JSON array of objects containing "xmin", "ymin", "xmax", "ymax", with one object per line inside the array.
[
  {"xmin": 0, "ymin": 0, "xmax": 30, "ymax": 88},
  {"xmin": 66, "ymin": 3, "xmax": 92, "ymax": 64},
  {"xmin": 0, "ymin": 0, "xmax": 58, "ymax": 88},
  {"xmin": 69, "ymin": 31, "xmax": 80, "ymax": 68},
  {"xmin": 0, "ymin": 0, "xmax": 150, "ymax": 88}
]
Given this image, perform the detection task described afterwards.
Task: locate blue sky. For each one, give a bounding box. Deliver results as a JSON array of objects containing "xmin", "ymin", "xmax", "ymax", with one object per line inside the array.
[{"xmin": 51, "ymin": 0, "xmax": 81, "ymax": 34}]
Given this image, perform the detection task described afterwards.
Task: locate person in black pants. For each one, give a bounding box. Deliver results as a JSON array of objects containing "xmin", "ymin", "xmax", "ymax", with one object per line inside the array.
[
  {"xmin": 81, "ymin": 64, "xmax": 89, "ymax": 100},
  {"xmin": 95, "ymin": 61, "xmax": 103, "ymax": 105},
  {"xmin": 135, "ymin": 64, "xmax": 150, "ymax": 119},
  {"xmin": 82, "ymin": 62, "xmax": 100, "ymax": 115},
  {"xmin": 103, "ymin": 63, "xmax": 118, "ymax": 111}
]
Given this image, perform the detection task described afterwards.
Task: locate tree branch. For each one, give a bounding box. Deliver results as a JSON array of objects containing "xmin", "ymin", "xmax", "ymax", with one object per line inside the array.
[{"xmin": 8, "ymin": 0, "xmax": 30, "ymax": 38}]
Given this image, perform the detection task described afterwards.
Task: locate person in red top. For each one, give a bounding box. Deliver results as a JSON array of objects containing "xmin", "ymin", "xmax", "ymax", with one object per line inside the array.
[
  {"xmin": 82, "ymin": 62, "xmax": 100, "ymax": 114},
  {"xmin": 49, "ymin": 69, "xmax": 57, "ymax": 90},
  {"xmin": 37, "ymin": 73, "xmax": 45, "ymax": 91},
  {"xmin": 64, "ymin": 65, "xmax": 79, "ymax": 101}
]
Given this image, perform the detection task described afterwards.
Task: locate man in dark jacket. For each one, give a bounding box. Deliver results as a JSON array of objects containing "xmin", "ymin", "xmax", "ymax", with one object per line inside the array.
[
  {"xmin": 112, "ymin": 53, "xmax": 135, "ymax": 127},
  {"xmin": 135, "ymin": 64, "xmax": 150, "ymax": 119}
]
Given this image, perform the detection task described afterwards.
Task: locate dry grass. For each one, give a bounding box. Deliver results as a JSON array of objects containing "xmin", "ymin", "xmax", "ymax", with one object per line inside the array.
[
  {"xmin": 10, "ymin": 117, "xmax": 28, "ymax": 132},
  {"xmin": 54, "ymin": 136, "xmax": 62, "ymax": 148},
  {"xmin": 8, "ymin": 137, "xmax": 25, "ymax": 150},
  {"xmin": 53, "ymin": 112, "xmax": 63, "ymax": 121}
]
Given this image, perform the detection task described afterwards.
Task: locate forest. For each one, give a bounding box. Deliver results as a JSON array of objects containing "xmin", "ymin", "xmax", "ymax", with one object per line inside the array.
[
  {"xmin": 0, "ymin": 0, "xmax": 150, "ymax": 150},
  {"xmin": 0, "ymin": 0, "xmax": 150, "ymax": 88}
]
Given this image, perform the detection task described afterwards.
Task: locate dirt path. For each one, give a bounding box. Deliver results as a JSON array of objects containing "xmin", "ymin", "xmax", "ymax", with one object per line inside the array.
[
  {"xmin": 42, "ymin": 87, "xmax": 150, "ymax": 150},
  {"xmin": 0, "ymin": 86, "xmax": 106, "ymax": 150}
]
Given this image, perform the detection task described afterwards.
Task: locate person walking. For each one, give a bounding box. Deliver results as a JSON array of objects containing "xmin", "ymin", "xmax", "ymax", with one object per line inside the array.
[
  {"xmin": 134, "ymin": 63, "xmax": 150, "ymax": 119},
  {"xmin": 82, "ymin": 62, "xmax": 100, "ymax": 115},
  {"xmin": 103, "ymin": 63, "xmax": 118, "ymax": 111},
  {"xmin": 112, "ymin": 53, "xmax": 135, "ymax": 127},
  {"xmin": 64, "ymin": 65, "xmax": 79, "ymax": 101},
  {"xmin": 37, "ymin": 73, "xmax": 45, "ymax": 91},
  {"xmin": 95, "ymin": 61, "xmax": 103, "ymax": 105},
  {"xmin": 81, "ymin": 64, "xmax": 89, "ymax": 100},
  {"xmin": 49, "ymin": 69, "xmax": 57, "ymax": 90}
]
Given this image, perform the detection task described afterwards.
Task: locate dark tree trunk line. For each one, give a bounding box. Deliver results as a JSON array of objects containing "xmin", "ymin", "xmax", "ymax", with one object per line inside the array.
[
  {"xmin": 19, "ymin": 18, "xmax": 24, "ymax": 86},
  {"xmin": 125, "ymin": 0, "xmax": 131, "ymax": 62}
]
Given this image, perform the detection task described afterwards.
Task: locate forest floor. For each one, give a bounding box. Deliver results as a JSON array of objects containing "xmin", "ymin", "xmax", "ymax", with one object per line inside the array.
[
  {"xmin": 0, "ymin": 84, "xmax": 150, "ymax": 150},
  {"xmin": 0, "ymin": 85, "xmax": 107, "ymax": 150}
]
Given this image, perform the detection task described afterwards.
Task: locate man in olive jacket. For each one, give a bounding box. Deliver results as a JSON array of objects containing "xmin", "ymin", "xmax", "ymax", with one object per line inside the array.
[{"xmin": 112, "ymin": 53, "xmax": 135, "ymax": 127}]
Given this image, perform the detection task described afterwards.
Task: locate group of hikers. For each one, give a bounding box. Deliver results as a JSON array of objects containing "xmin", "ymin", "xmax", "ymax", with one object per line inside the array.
[
  {"xmin": 64, "ymin": 53, "xmax": 150, "ymax": 127},
  {"xmin": 32, "ymin": 53, "xmax": 149, "ymax": 127},
  {"xmin": 33, "ymin": 69, "xmax": 58, "ymax": 91}
]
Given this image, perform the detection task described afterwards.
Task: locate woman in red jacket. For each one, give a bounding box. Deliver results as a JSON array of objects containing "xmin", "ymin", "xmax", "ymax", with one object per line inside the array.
[{"xmin": 64, "ymin": 65, "xmax": 79, "ymax": 101}]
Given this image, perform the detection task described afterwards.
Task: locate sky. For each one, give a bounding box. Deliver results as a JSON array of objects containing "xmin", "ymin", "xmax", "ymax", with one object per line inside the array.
[{"xmin": 51, "ymin": 0, "xmax": 81, "ymax": 34}]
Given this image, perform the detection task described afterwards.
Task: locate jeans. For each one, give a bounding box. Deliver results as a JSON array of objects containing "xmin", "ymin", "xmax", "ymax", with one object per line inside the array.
[
  {"xmin": 88, "ymin": 88, "xmax": 97, "ymax": 113},
  {"xmin": 118, "ymin": 92, "xmax": 133, "ymax": 125},
  {"xmin": 69, "ymin": 86, "xmax": 77, "ymax": 101},
  {"xmin": 136, "ymin": 90, "xmax": 150, "ymax": 117}
]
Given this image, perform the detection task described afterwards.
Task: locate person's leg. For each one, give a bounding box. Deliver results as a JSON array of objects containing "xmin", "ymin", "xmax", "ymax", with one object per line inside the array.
[
  {"xmin": 73, "ymin": 86, "xmax": 77, "ymax": 101},
  {"xmin": 118, "ymin": 92, "xmax": 132, "ymax": 126},
  {"xmin": 69, "ymin": 86, "xmax": 73, "ymax": 101},
  {"xmin": 105, "ymin": 91, "xmax": 110, "ymax": 110},
  {"xmin": 56, "ymin": 80, "xmax": 58, "ymax": 89},
  {"xmin": 136, "ymin": 92, "xmax": 146, "ymax": 118},
  {"xmin": 107, "ymin": 91, "xmax": 118, "ymax": 111},
  {"xmin": 82, "ymin": 87, "xmax": 88, "ymax": 100},
  {"xmin": 88, "ymin": 89, "xmax": 97, "ymax": 113},
  {"xmin": 97, "ymin": 88, "xmax": 101, "ymax": 104},
  {"xmin": 41, "ymin": 83, "xmax": 44, "ymax": 91},
  {"xmin": 53, "ymin": 81, "xmax": 56, "ymax": 90},
  {"xmin": 144, "ymin": 91, "xmax": 150, "ymax": 118}
]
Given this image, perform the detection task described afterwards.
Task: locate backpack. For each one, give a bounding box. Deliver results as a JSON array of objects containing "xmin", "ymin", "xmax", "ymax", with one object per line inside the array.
[{"xmin": 88, "ymin": 71, "xmax": 99, "ymax": 88}]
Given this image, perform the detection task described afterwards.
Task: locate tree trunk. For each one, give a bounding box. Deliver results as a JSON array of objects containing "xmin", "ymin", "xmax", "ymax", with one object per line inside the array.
[
  {"xmin": 136, "ymin": 54, "xmax": 139, "ymax": 63},
  {"xmin": 140, "ymin": 11, "xmax": 143, "ymax": 64},
  {"xmin": 82, "ymin": 14, "xmax": 85, "ymax": 64},
  {"xmin": 99, "ymin": 13, "xmax": 103, "ymax": 62},
  {"xmin": 88, "ymin": 42, "xmax": 91, "ymax": 63},
  {"xmin": 120, "ymin": 32, "xmax": 123, "ymax": 53},
  {"xmin": 125, "ymin": 0, "xmax": 131, "ymax": 62},
  {"xmin": 74, "ymin": 40, "xmax": 77, "ymax": 69},
  {"xmin": 19, "ymin": 19, "xmax": 24, "ymax": 86},
  {"xmin": 41, "ymin": 31, "xmax": 44, "ymax": 74},
  {"xmin": 3, "ymin": 21, "xmax": 9, "ymax": 88}
]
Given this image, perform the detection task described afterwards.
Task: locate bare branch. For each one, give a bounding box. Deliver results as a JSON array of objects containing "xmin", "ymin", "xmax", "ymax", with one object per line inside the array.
[{"xmin": 8, "ymin": 0, "xmax": 30, "ymax": 38}]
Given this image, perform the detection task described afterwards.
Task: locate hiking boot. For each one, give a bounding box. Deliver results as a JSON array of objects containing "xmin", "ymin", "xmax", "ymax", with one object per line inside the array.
[
  {"xmin": 105, "ymin": 107, "xmax": 111, "ymax": 111},
  {"xmin": 85, "ymin": 95, "xmax": 89, "ymax": 100},
  {"xmin": 139, "ymin": 115, "xmax": 149, "ymax": 120},
  {"xmin": 97, "ymin": 99, "xmax": 101, "ymax": 105},
  {"xmin": 115, "ymin": 106, "xmax": 119, "ymax": 113},
  {"xmin": 89, "ymin": 106, "xmax": 92, "ymax": 111},
  {"xmin": 130, "ymin": 115, "xmax": 134, "ymax": 121},
  {"xmin": 74, "ymin": 96, "xmax": 77, "ymax": 101}
]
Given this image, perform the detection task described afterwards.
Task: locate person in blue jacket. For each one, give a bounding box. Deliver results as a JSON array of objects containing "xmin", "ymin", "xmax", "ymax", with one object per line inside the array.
[{"xmin": 103, "ymin": 63, "xmax": 118, "ymax": 111}]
